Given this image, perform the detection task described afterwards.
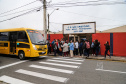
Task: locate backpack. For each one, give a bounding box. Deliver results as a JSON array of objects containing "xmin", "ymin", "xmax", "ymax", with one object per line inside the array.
[{"xmin": 86, "ymin": 42, "xmax": 90, "ymax": 49}]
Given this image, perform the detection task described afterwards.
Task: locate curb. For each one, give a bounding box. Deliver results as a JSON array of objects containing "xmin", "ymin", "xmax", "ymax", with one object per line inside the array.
[
  {"xmin": 86, "ymin": 58, "xmax": 126, "ymax": 63},
  {"xmin": 47, "ymin": 55, "xmax": 126, "ymax": 63}
]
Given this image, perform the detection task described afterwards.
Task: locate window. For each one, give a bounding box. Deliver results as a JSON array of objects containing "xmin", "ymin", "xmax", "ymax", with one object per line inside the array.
[
  {"xmin": 0, "ymin": 32, "xmax": 9, "ymax": 41},
  {"xmin": 17, "ymin": 31, "xmax": 28, "ymax": 42}
]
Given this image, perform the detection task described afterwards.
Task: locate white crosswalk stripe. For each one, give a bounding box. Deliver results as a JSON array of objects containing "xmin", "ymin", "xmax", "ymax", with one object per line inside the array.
[
  {"xmin": 15, "ymin": 69, "xmax": 69, "ymax": 83},
  {"xmin": 47, "ymin": 59, "xmax": 82, "ymax": 64},
  {"xmin": 29, "ymin": 64, "xmax": 74, "ymax": 74},
  {"xmin": 1, "ymin": 57, "xmax": 84, "ymax": 83},
  {"xmin": 0, "ymin": 75, "xmax": 34, "ymax": 84},
  {"xmin": 52, "ymin": 58, "xmax": 84, "ymax": 62},
  {"xmin": 39, "ymin": 62, "xmax": 79, "ymax": 68}
]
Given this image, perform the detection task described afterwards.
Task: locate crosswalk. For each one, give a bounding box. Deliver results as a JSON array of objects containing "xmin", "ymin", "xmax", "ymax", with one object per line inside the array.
[{"xmin": 0, "ymin": 57, "xmax": 84, "ymax": 84}]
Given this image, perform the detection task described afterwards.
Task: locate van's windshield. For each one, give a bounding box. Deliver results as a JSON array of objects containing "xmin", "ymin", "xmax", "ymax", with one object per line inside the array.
[{"xmin": 27, "ymin": 30, "xmax": 45, "ymax": 45}]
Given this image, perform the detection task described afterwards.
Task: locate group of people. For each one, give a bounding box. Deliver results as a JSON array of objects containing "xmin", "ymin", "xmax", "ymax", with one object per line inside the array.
[{"xmin": 47, "ymin": 38, "xmax": 111, "ymax": 59}]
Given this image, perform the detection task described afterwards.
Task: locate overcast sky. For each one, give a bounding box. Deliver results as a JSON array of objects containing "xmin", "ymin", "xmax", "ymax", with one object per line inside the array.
[{"xmin": 0, "ymin": 0, "xmax": 126, "ymax": 32}]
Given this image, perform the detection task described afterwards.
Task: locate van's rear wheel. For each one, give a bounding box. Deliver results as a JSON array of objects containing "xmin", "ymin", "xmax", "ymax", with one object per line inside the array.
[{"xmin": 18, "ymin": 51, "xmax": 25, "ymax": 60}]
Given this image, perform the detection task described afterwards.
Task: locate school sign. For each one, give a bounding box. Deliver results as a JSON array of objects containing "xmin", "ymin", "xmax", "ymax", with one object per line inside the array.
[{"xmin": 63, "ymin": 22, "xmax": 96, "ymax": 34}]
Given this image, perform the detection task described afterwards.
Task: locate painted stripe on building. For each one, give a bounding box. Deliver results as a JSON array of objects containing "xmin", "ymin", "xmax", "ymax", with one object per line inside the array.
[
  {"xmin": 110, "ymin": 33, "xmax": 113, "ymax": 56},
  {"xmin": 15, "ymin": 69, "xmax": 69, "ymax": 83},
  {"xmin": 29, "ymin": 65, "xmax": 74, "ymax": 74},
  {"xmin": 0, "ymin": 75, "xmax": 33, "ymax": 84},
  {"xmin": 39, "ymin": 62, "xmax": 79, "ymax": 68},
  {"xmin": 47, "ymin": 59, "xmax": 82, "ymax": 64}
]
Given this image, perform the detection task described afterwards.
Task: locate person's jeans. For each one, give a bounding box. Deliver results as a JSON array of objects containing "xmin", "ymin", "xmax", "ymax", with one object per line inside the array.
[
  {"xmin": 76, "ymin": 48, "xmax": 78, "ymax": 55},
  {"xmin": 105, "ymin": 49, "xmax": 110, "ymax": 58},
  {"xmin": 48, "ymin": 47, "xmax": 51, "ymax": 54},
  {"xmin": 96, "ymin": 47, "xmax": 99, "ymax": 56},
  {"xmin": 79, "ymin": 48, "xmax": 83, "ymax": 56},
  {"xmin": 54, "ymin": 49, "xmax": 57, "ymax": 56},
  {"xmin": 85, "ymin": 49, "xmax": 89, "ymax": 57}
]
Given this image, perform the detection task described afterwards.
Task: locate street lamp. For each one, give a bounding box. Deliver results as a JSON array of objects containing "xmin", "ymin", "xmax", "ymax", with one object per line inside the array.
[{"xmin": 48, "ymin": 8, "xmax": 59, "ymax": 40}]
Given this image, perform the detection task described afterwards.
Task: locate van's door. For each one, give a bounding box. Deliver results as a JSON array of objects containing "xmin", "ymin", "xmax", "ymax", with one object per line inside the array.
[{"xmin": 9, "ymin": 32, "xmax": 17, "ymax": 54}]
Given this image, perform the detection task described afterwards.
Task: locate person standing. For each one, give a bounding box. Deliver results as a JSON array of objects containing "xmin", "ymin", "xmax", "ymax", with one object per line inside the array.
[
  {"xmin": 58, "ymin": 41, "xmax": 63, "ymax": 56},
  {"xmin": 85, "ymin": 40, "xmax": 90, "ymax": 58},
  {"xmin": 68, "ymin": 41, "xmax": 71, "ymax": 55},
  {"xmin": 91, "ymin": 40, "xmax": 95, "ymax": 56},
  {"xmin": 75, "ymin": 40, "xmax": 79, "ymax": 55},
  {"xmin": 104, "ymin": 41, "xmax": 111, "ymax": 59},
  {"xmin": 53, "ymin": 42, "xmax": 57, "ymax": 56},
  {"xmin": 61, "ymin": 41, "xmax": 68, "ymax": 57},
  {"xmin": 79, "ymin": 40, "xmax": 83, "ymax": 56},
  {"xmin": 94, "ymin": 40, "xmax": 99, "ymax": 56},
  {"xmin": 69, "ymin": 40, "xmax": 74, "ymax": 58}
]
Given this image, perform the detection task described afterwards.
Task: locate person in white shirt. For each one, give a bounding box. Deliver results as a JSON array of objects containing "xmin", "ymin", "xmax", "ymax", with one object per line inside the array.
[
  {"xmin": 61, "ymin": 41, "xmax": 68, "ymax": 57},
  {"xmin": 75, "ymin": 40, "xmax": 79, "ymax": 55}
]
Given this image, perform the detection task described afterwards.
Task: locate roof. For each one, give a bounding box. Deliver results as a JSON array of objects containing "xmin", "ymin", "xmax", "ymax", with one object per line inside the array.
[
  {"xmin": 0, "ymin": 28, "xmax": 35, "ymax": 32},
  {"xmin": 102, "ymin": 25, "xmax": 126, "ymax": 33}
]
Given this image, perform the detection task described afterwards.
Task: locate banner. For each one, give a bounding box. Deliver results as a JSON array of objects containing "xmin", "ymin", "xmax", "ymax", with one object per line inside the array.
[{"xmin": 63, "ymin": 22, "xmax": 96, "ymax": 34}]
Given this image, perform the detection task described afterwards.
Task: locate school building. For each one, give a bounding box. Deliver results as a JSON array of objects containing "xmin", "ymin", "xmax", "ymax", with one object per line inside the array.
[{"xmin": 40, "ymin": 25, "xmax": 126, "ymax": 57}]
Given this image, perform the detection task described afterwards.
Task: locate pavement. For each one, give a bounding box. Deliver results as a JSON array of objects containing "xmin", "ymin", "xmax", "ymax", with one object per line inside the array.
[
  {"xmin": 0, "ymin": 54, "xmax": 126, "ymax": 84},
  {"xmin": 47, "ymin": 53, "xmax": 126, "ymax": 63}
]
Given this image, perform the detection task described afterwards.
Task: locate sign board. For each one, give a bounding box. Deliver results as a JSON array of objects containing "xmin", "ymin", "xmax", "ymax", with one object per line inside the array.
[{"xmin": 63, "ymin": 22, "xmax": 96, "ymax": 34}]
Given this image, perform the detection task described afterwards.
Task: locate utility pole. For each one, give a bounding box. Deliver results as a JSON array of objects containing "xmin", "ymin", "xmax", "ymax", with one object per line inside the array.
[
  {"xmin": 43, "ymin": 0, "xmax": 47, "ymax": 41},
  {"xmin": 48, "ymin": 14, "xmax": 49, "ymax": 34}
]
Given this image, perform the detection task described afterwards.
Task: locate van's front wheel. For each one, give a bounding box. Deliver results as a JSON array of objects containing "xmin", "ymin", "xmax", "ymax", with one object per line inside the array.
[{"xmin": 18, "ymin": 51, "xmax": 25, "ymax": 60}]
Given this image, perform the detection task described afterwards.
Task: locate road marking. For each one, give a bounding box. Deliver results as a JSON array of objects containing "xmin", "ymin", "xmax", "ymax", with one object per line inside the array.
[
  {"xmin": 29, "ymin": 65, "xmax": 74, "ymax": 74},
  {"xmin": 96, "ymin": 69, "xmax": 126, "ymax": 74},
  {"xmin": 0, "ymin": 75, "xmax": 33, "ymax": 84},
  {"xmin": 96, "ymin": 62, "xmax": 103, "ymax": 69},
  {"xmin": 56, "ymin": 57, "xmax": 83, "ymax": 60},
  {"xmin": 15, "ymin": 69, "xmax": 69, "ymax": 83},
  {"xmin": 39, "ymin": 62, "xmax": 79, "ymax": 68},
  {"xmin": 47, "ymin": 59, "xmax": 81, "ymax": 64},
  {"xmin": 52, "ymin": 58, "xmax": 84, "ymax": 62},
  {"xmin": 0, "ymin": 61, "xmax": 27, "ymax": 70}
]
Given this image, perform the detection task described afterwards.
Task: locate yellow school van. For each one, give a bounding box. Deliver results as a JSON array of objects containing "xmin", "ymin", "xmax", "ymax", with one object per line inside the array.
[{"xmin": 0, "ymin": 28, "xmax": 47, "ymax": 60}]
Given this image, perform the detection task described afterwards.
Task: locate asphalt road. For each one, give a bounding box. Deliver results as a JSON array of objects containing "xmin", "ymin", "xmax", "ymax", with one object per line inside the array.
[{"xmin": 0, "ymin": 55, "xmax": 126, "ymax": 84}]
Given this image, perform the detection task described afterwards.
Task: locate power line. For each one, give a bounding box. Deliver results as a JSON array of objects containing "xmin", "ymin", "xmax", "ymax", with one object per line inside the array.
[
  {"xmin": 0, "ymin": 0, "xmax": 39, "ymax": 15},
  {"xmin": 0, "ymin": 6, "xmax": 42, "ymax": 17},
  {"xmin": 51, "ymin": 0, "xmax": 108, "ymax": 5},
  {"xmin": 57, "ymin": 9, "xmax": 126, "ymax": 23},
  {"xmin": 49, "ymin": 2, "xmax": 126, "ymax": 8},
  {"xmin": 0, "ymin": 7, "xmax": 42, "ymax": 23}
]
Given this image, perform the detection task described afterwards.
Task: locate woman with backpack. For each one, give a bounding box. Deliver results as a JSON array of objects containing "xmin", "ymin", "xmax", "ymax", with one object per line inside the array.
[
  {"xmin": 85, "ymin": 40, "xmax": 90, "ymax": 58},
  {"xmin": 104, "ymin": 41, "xmax": 111, "ymax": 59}
]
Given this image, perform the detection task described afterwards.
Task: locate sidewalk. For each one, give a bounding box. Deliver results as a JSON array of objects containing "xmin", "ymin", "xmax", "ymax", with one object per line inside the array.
[{"xmin": 47, "ymin": 53, "xmax": 126, "ymax": 62}]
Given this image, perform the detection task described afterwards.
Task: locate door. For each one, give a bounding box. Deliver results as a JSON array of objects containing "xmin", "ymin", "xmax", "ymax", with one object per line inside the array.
[{"xmin": 9, "ymin": 32, "xmax": 17, "ymax": 54}]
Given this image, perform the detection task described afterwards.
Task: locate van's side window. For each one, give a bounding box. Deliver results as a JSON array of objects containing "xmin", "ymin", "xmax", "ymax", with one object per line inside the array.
[
  {"xmin": 0, "ymin": 32, "xmax": 9, "ymax": 41},
  {"xmin": 17, "ymin": 31, "xmax": 29, "ymax": 42}
]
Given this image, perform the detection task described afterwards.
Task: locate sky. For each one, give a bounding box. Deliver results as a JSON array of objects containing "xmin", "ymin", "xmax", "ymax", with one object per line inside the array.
[{"xmin": 0, "ymin": 0, "xmax": 126, "ymax": 32}]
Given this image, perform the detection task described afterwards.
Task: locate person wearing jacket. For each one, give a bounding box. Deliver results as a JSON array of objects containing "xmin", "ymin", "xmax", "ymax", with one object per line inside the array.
[
  {"xmin": 94, "ymin": 40, "xmax": 99, "ymax": 56},
  {"xmin": 61, "ymin": 41, "xmax": 68, "ymax": 57},
  {"xmin": 69, "ymin": 40, "xmax": 74, "ymax": 58},
  {"xmin": 53, "ymin": 42, "xmax": 57, "ymax": 56},
  {"xmin": 79, "ymin": 40, "xmax": 83, "ymax": 56},
  {"xmin": 104, "ymin": 41, "xmax": 111, "ymax": 59}
]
